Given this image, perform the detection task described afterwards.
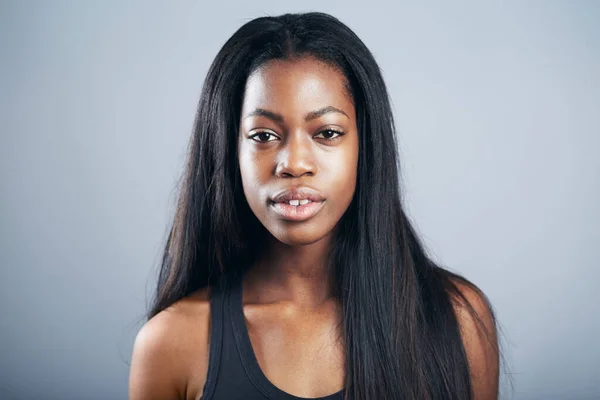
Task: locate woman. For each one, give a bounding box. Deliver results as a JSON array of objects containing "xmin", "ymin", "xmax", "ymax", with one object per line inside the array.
[{"xmin": 129, "ymin": 12, "xmax": 499, "ymax": 400}]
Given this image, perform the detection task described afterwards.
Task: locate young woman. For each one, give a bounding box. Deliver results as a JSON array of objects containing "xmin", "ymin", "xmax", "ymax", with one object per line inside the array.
[{"xmin": 129, "ymin": 12, "xmax": 500, "ymax": 400}]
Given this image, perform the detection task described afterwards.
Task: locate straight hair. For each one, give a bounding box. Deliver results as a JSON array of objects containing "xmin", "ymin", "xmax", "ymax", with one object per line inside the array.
[{"xmin": 148, "ymin": 12, "xmax": 498, "ymax": 400}]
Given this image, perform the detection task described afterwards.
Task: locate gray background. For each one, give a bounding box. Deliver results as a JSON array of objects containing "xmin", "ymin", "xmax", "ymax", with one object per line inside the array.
[{"xmin": 1, "ymin": 1, "xmax": 598, "ymax": 399}]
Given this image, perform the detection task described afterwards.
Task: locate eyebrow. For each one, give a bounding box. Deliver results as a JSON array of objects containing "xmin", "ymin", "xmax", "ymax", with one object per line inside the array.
[{"xmin": 243, "ymin": 106, "xmax": 349, "ymax": 123}]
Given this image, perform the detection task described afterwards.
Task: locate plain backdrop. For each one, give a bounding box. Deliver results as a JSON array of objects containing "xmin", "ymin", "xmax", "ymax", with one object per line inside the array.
[{"xmin": 1, "ymin": 1, "xmax": 598, "ymax": 399}]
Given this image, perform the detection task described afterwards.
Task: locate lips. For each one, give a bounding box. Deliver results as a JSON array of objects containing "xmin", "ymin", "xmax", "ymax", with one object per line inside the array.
[
  {"xmin": 269, "ymin": 187, "xmax": 326, "ymax": 222},
  {"xmin": 270, "ymin": 187, "xmax": 326, "ymax": 204}
]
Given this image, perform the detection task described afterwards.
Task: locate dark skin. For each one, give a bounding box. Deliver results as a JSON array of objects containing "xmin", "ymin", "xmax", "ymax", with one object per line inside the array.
[
  {"xmin": 129, "ymin": 56, "xmax": 499, "ymax": 400},
  {"xmin": 235, "ymin": 56, "xmax": 358, "ymax": 396},
  {"xmin": 129, "ymin": 57, "xmax": 355, "ymax": 400},
  {"xmin": 237, "ymin": 55, "xmax": 358, "ymax": 312}
]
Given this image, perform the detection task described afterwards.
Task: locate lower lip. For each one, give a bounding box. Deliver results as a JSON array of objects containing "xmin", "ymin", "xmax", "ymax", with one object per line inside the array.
[{"xmin": 269, "ymin": 200, "xmax": 325, "ymax": 222}]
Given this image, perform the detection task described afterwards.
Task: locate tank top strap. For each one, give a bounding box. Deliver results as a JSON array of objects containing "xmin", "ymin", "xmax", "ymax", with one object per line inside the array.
[
  {"xmin": 202, "ymin": 272, "xmax": 266, "ymax": 400},
  {"xmin": 200, "ymin": 277, "xmax": 226, "ymax": 400}
]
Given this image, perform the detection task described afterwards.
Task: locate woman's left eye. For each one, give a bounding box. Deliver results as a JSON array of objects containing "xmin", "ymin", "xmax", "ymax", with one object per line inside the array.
[{"xmin": 314, "ymin": 129, "xmax": 344, "ymax": 141}]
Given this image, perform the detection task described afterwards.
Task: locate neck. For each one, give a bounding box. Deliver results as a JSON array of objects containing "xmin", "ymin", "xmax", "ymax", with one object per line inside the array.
[{"xmin": 244, "ymin": 233, "xmax": 335, "ymax": 309}]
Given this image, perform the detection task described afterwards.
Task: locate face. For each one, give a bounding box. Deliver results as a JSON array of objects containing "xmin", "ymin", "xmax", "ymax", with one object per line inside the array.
[{"xmin": 238, "ymin": 56, "xmax": 359, "ymax": 246}]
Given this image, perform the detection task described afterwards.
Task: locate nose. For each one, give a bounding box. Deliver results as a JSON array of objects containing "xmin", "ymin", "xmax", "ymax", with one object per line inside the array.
[{"xmin": 274, "ymin": 131, "xmax": 317, "ymax": 178}]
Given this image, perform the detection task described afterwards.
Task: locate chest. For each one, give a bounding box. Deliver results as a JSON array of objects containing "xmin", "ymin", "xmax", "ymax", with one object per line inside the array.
[{"xmin": 245, "ymin": 304, "xmax": 345, "ymax": 398}]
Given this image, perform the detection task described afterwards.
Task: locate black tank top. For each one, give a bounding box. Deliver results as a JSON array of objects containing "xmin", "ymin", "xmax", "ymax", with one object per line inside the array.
[{"xmin": 200, "ymin": 273, "xmax": 345, "ymax": 400}]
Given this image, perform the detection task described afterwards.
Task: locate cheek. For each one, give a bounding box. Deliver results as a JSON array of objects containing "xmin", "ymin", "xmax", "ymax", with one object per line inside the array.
[
  {"xmin": 239, "ymin": 153, "xmax": 255, "ymax": 191},
  {"xmin": 325, "ymin": 146, "xmax": 358, "ymax": 201},
  {"xmin": 238, "ymin": 145, "xmax": 269, "ymax": 204}
]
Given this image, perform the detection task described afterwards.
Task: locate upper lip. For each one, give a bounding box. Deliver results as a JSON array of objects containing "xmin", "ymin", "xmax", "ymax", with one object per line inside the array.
[{"xmin": 270, "ymin": 187, "xmax": 326, "ymax": 203}]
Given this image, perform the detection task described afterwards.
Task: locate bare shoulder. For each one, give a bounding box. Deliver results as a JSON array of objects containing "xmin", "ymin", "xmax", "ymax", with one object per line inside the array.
[
  {"xmin": 448, "ymin": 278, "xmax": 499, "ymax": 400},
  {"xmin": 129, "ymin": 287, "xmax": 212, "ymax": 400}
]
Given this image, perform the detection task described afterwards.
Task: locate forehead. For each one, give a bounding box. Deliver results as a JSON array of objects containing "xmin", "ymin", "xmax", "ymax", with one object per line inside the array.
[{"xmin": 241, "ymin": 57, "xmax": 354, "ymax": 117}]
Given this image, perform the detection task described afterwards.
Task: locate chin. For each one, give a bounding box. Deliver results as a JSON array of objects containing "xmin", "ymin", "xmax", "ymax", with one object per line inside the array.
[{"xmin": 268, "ymin": 223, "xmax": 331, "ymax": 246}]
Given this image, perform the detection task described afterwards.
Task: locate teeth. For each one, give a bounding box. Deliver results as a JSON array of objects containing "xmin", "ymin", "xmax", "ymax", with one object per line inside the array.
[{"xmin": 287, "ymin": 199, "xmax": 311, "ymax": 206}]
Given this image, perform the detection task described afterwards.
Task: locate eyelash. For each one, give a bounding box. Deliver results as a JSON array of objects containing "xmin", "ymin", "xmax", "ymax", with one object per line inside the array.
[{"xmin": 249, "ymin": 129, "xmax": 345, "ymax": 143}]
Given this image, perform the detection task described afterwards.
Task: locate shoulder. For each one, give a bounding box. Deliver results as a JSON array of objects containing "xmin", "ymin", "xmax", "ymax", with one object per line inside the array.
[
  {"xmin": 448, "ymin": 277, "xmax": 495, "ymax": 333},
  {"xmin": 129, "ymin": 287, "xmax": 212, "ymax": 400},
  {"xmin": 448, "ymin": 277, "xmax": 499, "ymax": 400}
]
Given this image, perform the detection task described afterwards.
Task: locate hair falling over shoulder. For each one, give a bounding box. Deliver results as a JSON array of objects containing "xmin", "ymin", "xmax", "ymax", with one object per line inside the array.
[{"xmin": 149, "ymin": 12, "xmax": 500, "ymax": 400}]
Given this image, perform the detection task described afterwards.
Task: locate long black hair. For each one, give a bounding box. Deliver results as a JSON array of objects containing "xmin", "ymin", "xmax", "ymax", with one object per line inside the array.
[{"xmin": 148, "ymin": 11, "xmax": 498, "ymax": 400}]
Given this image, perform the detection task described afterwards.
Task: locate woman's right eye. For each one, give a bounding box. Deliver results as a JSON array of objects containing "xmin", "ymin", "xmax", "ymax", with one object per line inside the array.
[{"xmin": 249, "ymin": 132, "xmax": 278, "ymax": 143}]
